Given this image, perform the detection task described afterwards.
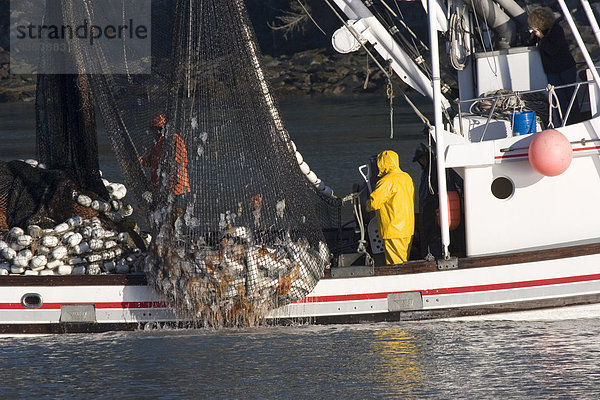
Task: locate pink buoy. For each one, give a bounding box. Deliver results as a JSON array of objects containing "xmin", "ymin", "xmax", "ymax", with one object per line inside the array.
[{"xmin": 528, "ymin": 129, "xmax": 572, "ymax": 176}]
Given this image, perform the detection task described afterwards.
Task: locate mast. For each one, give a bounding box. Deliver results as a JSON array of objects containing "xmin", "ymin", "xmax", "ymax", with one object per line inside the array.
[
  {"xmin": 427, "ymin": 0, "xmax": 451, "ymax": 259},
  {"xmin": 580, "ymin": 0, "xmax": 600, "ymax": 47},
  {"xmin": 557, "ymin": 0, "xmax": 600, "ymax": 89}
]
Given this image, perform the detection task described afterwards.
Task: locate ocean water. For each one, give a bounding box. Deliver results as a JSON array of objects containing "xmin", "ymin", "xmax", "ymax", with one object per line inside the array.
[
  {"xmin": 1, "ymin": 98, "xmax": 600, "ymax": 398},
  {"xmin": 2, "ymin": 320, "xmax": 600, "ymax": 399}
]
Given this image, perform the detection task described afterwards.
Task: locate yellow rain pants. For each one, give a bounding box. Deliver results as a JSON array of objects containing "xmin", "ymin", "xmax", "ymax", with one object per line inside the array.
[{"xmin": 383, "ymin": 237, "xmax": 413, "ymax": 265}]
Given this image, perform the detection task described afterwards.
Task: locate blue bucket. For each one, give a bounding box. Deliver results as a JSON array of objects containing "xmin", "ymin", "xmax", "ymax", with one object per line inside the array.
[{"xmin": 512, "ymin": 111, "xmax": 536, "ymax": 135}]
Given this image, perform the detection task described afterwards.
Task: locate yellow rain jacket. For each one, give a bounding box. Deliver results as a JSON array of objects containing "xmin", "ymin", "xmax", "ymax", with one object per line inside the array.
[{"xmin": 367, "ymin": 150, "xmax": 415, "ymax": 239}]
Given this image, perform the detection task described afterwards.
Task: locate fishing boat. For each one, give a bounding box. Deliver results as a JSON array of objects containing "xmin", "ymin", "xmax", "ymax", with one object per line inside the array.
[{"xmin": 3, "ymin": 0, "xmax": 600, "ymax": 334}]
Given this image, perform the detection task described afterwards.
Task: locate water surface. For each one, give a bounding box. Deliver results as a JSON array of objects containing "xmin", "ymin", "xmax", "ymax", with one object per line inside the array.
[{"xmin": 2, "ymin": 320, "xmax": 600, "ymax": 399}]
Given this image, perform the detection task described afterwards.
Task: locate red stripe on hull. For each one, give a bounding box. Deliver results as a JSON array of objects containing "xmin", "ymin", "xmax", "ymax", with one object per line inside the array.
[
  {"xmin": 296, "ymin": 273, "xmax": 600, "ymax": 304},
  {"xmin": 1, "ymin": 274, "xmax": 600, "ymax": 310},
  {"xmin": 495, "ymin": 145, "xmax": 600, "ymax": 160},
  {"xmin": 423, "ymin": 273, "xmax": 600, "ymax": 295},
  {"xmin": 0, "ymin": 301, "xmax": 168, "ymax": 310}
]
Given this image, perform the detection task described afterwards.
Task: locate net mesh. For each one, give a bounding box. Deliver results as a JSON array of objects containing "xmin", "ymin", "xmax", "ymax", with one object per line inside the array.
[
  {"xmin": 42, "ymin": 0, "xmax": 342, "ymax": 326},
  {"xmin": 0, "ymin": 160, "xmax": 90, "ymax": 228}
]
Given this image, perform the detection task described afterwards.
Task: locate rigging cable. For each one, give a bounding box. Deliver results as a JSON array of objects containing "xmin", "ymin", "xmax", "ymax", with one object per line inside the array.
[
  {"xmin": 322, "ymin": 0, "xmax": 432, "ymax": 129},
  {"xmin": 296, "ymin": 0, "xmax": 327, "ymax": 36},
  {"xmin": 470, "ymin": 0, "xmax": 498, "ymax": 75},
  {"xmin": 368, "ymin": 1, "xmax": 430, "ymax": 75},
  {"xmin": 392, "ymin": 0, "xmax": 429, "ymax": 51}
]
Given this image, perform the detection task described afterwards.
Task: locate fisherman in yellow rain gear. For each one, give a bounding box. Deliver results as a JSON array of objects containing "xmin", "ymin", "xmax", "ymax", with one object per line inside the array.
[{"xmin": 366, "ymin": 150, "xmax": 415, "ymax": 265}]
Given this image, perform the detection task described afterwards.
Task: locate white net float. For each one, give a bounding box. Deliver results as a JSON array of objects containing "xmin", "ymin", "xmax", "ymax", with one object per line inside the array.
[
  {"xmin": 53, "ymin": 223, "xmax": 69, "ymax": 234},
  {"xmin": 46, "ymin": 259, "xmax": 64, "ymax": 270},
  {"xmin": 51, "ymin": 246, "xmax": 68, "ymax": 260},
  {"xmin": 57, "ymin": 264, "xmax": 73, "ymax": 275},
  {"xmin": 77, "ymin": 194, "xmax": 92, "ymax": 207},
  {"xmin": 41, "ymin": 236, "xmax": 59, "ymax": 248},
  {"xmin": 9, "ymin": 227, "xmax": 24, "ymax": 238},
  {"xmin": 299, "ymin": 161, "xmax": 310, "ymax": 175}
]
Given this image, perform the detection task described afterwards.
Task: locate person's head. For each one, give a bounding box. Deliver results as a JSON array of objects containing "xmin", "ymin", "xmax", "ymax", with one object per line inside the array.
[
  {"xmin": 412, "ymin": 143, "xmax": 429, "ymax": 169},
  {"xmin": 150, "ymin": 114, "xmax": 166, "ymax": 140},
  {"xmin": 528, "ymin": 7, "xmax": 556, "ymax": 33},
  {"xmin": 377, "ymin": 150, "xmax": 400, "ymax": 177}
]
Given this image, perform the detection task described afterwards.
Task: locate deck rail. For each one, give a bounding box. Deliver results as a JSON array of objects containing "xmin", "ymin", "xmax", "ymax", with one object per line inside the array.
[{"xmin": 454, "ymin": 79, "xmax": 593, "ymax": 140}]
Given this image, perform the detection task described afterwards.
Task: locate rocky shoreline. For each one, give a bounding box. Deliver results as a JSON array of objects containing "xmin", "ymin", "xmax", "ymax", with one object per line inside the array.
[
  {"xmin": 262, "ymin": 48, "xmax": 392, "ymax": 97},
  {"xmin": 0, "ymin": 48, "xmax": 394, "ymax": 103}
]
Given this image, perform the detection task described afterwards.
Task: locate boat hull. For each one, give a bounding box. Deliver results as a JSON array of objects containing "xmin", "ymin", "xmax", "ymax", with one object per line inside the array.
[{"xmin": 2, "ymin": 243, "xmax": 600, "ymax": 334}]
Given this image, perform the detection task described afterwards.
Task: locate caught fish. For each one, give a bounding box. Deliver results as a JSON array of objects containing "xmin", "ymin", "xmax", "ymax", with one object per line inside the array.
[
  {"xmin": 251, "ymin": 194, "xmax": 262, "ymax": 226},
  {"xmin": 72, "ymin": 242, "xmax": 91, "ymax": 255},
  {"xmin": 87, "ymin": 254, "xmax": 102, "ymax": 263}
]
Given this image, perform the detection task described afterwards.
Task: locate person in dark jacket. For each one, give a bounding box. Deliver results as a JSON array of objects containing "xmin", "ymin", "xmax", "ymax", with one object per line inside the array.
[{"xmin": 528, "ymin": 7, "xmax": 580, "ymax": 125}]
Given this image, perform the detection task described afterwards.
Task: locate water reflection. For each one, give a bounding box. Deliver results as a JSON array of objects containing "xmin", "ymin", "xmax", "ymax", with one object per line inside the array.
[{"xmin": 370, "ymin": 327, "xmax": 426, "ymax": 398}]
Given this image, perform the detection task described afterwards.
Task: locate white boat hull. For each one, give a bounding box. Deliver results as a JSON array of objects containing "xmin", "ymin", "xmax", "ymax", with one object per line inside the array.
[{"xmin": 2, "ymin": 242, "xmax": 600, "ymax": 334}]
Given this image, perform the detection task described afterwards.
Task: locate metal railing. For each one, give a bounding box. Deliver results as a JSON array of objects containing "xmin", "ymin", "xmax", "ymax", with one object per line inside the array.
[{"xmin": 454, "ymin": 79, "xmax": 593, "ymax": 141}]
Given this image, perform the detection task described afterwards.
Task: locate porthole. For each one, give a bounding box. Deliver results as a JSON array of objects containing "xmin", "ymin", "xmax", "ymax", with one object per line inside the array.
[
  {"xmin": 21, "ymin": 293, "xmax": 43, "ymax": 309},
  {"xmin": 491, "ymin": 177, "xmax": 514, "ymax": 200}
]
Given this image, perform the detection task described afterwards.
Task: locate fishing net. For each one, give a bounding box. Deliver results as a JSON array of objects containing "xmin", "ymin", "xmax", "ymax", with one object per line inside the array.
[
  {"xmin": 0, "ymin": 160, "xmax": 113, "ymax": 229},
  {"xmin": 41, "ymin": 0, "xmax": 341, "ymax": 326},
  {"xmin": 33, "ymin": 0, "xmax": 108, "ymax": 199}
]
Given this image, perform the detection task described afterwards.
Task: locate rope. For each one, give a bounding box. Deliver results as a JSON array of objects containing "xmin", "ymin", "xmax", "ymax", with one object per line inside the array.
[
  {"xmin": 469, "ymin": 90, "xmax": 525, "ymax": 117},
  {"xmin": 296, "ymin": 0, "xmax": 326, "ymax": 36},
  {"xmin": 427, "ymin": 129, "xmax": 435, "ymax": 196},
  {"xmin": 547, "ymin": 84, "xmax": 562, "ymax": 129},
  {"xmin": 387, "ymin": 63, "xmax": 394, "ymax": 139},
  {"xmin": 363, "ymin": 53, "xmax": 371, "ymax": 90},
  {"xmin": 449, "ymin": 6, "xmax": 470, "ymax": 70},
  {"xmin": 121, "ymin": 0, "xmax": 131, "ymax": 81}
]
